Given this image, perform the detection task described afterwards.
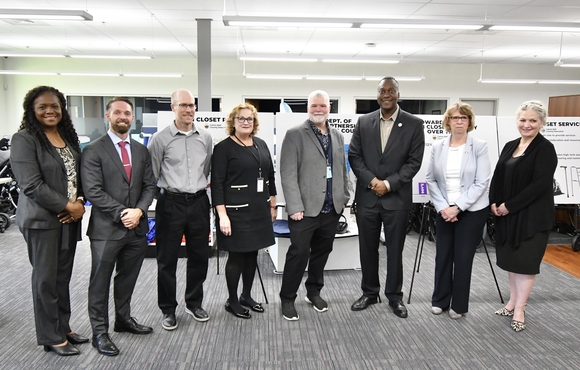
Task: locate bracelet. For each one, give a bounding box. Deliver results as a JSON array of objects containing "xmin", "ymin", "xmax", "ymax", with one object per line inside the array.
[{"xmin": 270, "ymin": 206, "xmax": 277, "ymax": 209}]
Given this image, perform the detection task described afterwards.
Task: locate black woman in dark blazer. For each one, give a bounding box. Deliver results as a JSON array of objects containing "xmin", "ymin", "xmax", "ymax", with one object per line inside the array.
[
  {"xmin": 489, "ymin": 101, "xmax": 557, "ymax": 332},
  {"xmin": 11, "ymin": 86, "xmax": 88, "ymax": 356}
]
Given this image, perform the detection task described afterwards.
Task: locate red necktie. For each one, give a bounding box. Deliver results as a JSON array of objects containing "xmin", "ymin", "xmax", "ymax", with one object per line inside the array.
[{"xmin": 118, "ymin": 141, "xmax": 132, "ymax": 181}]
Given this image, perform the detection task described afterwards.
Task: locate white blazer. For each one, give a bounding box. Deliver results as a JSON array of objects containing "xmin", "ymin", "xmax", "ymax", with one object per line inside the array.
[{"xmin": 425, "ymin": 134, "xmax": 491, "ymax": 213}]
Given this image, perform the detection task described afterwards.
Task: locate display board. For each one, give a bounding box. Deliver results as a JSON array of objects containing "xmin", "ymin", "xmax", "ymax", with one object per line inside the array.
[{"xmin": 497, "ymin": 116, "xmax": 580, "ymax": 204}]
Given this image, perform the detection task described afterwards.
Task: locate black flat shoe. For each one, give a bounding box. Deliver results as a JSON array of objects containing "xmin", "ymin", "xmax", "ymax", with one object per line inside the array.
[
  {"xmin": 66, "ymin": 332, "xmax": 89, "ymax": 344},
  {"xmin": 239, "ymin": 296, "xmax": 265, "ymax": 313},
  {"xmin": 44, "ymin": 342, "xmax": 80, "ymax": 356},
  {"xmin": 225, "ymin": 299, "xmax": 251, "ymax": 319}
]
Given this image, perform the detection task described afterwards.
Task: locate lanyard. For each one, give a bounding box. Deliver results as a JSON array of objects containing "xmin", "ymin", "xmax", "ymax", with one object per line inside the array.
[{"xmin": 234, "ymin": 135, "xmax": 262, "ymax": 178}]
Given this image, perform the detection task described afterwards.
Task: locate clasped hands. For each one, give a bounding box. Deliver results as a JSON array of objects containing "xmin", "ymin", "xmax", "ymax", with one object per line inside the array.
[
  {"xmin": 120, "ymin": 208, "xmax": 143, "ymax": 230},
  {"xmin": 440, "ymin": 206, "xmax": 459, "ymax": 223},
  {"xmin": 58, "ymin": 199, "xmax": 85, "ymax": 224},
  {"xmin": 370, "ymin": 178, "xmax": 388, "ymax": 197},
  {"xmin": 491, "ymin": 203, "xmax": 509, "ymax": 217}
]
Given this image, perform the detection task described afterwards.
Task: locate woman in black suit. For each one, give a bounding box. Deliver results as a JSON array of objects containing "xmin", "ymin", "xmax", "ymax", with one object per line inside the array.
[
  {"xmin": 489, "ymin": 101, "xmax": 557, "ymax": 332},
  {"xmin": 11, "ymin": 86, "xmax": 88, "ymax": 355},
  {"xmin": 211, "ymin": 103, "xmax": 277, "ymax": 319}
]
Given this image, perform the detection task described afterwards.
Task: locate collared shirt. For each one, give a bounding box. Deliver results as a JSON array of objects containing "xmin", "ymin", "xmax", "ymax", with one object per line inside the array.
[
  {"xmin": 309, "ymin": 120, "xmax": 334, "ymax": 214},
  {"xmin": 148, "ymin": 121, "xmax": 212, "ymax": 194},
  {"xmin": 380, "ymin": 106, "xmax": 399, "ymax": 152},
  {"xmin": 108, "ymin": 130, "xmax": 132, "ymax": 166}
]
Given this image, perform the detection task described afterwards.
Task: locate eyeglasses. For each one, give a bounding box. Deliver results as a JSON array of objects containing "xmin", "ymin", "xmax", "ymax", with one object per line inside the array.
[
  {"xmin": 177, "ymin": 103, "xmax": 195, "ymax": 110},
  {"xmin": 449, "ymin": 116, "xmax": 469, "ymax": 121},
  {"xmin": 235, "ymin": 117, "xmax": 254, "ymax": 123}
]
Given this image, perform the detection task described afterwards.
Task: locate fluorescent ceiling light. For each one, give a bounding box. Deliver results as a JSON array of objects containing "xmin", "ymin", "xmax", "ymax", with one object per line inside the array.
[
  {"xmin": 490, "ymin": 25, "xmax": 580, "ymax": 32},
  {"xmin": 537, "ymin": 80, "xmax": 580, "ymax": 84},
  {"xmin": 0, "ymin": 70, "xmax": 57, "ymax": 75},
  {"xmin": 244, "ymin": 74, "xmax": 304, "ymax": 80},
  {"xmin": 0, "ymin": 53, "xmax": 65, "ymax": 58},
  {"xmin": 365, "ymin": 76, "xmax": 425, "ymax": 82},
  {"xmin": 479, "ymin": 79, "xmax": 538, "ymax": 84},
  {"xmin": 68, "ymin": 55, "xmax": 152, "ymax": 59},
  {"xmin": 122, "ymin": 73, "xmax": 182, "ymax": 78},
  {"xmin": 306, "ymin": 75, "xmax": 362, "ymax": 81},
  {"xmin": 322, "ymin": 59, "xmax": 399, "ymax": 64},
  {"xmin": 59, "ymin": 72, "xmax": 120, "ymax": 77},
  {"xmin": 240, "ymin": 56, "xmax": 317, "ymax": 62},
  {"xmin": 0, "ymin": 9, "xmax": 92, "ymax": 21},
  {"xmin": 361, "ymin": 23, "xmax": 482, "ymax": 30},
  {"xmin": 557, "ymin": 63, "xmax": 580, "ymax": 68},
  {"xmin": 229, "ymin": 21, "xmax": 351, "ymax": 28}
]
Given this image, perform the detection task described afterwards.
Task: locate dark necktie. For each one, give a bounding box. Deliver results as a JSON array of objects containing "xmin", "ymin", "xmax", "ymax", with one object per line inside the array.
[{"xmin": 118, "ymin": 141, "xmax": 132, "ymax": 181}]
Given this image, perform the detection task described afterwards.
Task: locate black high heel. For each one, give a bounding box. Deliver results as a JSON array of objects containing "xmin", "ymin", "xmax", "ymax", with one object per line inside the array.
[{"xmin": 43, "ymin": 342, "xmax": 80, "ymax": 356}]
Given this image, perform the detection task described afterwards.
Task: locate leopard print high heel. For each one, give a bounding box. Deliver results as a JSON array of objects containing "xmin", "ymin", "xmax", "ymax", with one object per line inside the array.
[{"xmin": 495, "ymin": 307, "xmax": 514, "ymax": 317}]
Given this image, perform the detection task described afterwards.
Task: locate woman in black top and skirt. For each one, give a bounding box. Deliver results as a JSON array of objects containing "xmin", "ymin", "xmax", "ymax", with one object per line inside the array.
[
  {"xmin": 211, "ymin": 103, "xmax": 277, "ymax": 318},
  {"xmin": 489, "ymin": 101, "xmax": 557, "ymax": 332}
]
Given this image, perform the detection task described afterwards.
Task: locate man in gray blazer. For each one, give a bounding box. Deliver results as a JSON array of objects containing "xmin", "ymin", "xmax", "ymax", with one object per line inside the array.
[
  {"xmin": 81, "ymin": 97, "xmax": 157, "ymax": 356},
  {"xmin": 279, "ymin": 90, "xmax": 350, "ymax": 321},
  {"xmin": 349, "ymin": 77, "xmax": 425, "ymax": 318}
]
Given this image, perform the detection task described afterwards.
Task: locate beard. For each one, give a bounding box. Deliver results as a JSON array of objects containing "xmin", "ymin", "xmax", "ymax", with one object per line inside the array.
[
  {"xmin": 309, "ymin": 113, "xmax": 328, "ymax": 125},
  {"xmin": 111, "ymin": 120, "xmax": 131, "ymax": 134}
]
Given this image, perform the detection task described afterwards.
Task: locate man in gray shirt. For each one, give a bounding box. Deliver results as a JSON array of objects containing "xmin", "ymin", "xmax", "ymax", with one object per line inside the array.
[{"xmin": 148, "ymin": 89, "xmax": 213, "ymax": 331}]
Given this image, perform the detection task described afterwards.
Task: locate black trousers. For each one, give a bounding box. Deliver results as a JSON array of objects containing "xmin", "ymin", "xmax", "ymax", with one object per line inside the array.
[
  {"xmin": 22, "ymin": 226, "xmax": 77, "ymax": 345},
  {"xmin": 356, "ymin": 206, "xmax": 407, "ymax": 302},
  {"xmin": 156, "ymin": 193, "xmax": 210, "ymax": 314},
  {"xmin": 279, "ymin": 210, "xmax": 340, "ymax": 302},
  {"xmin": 88, "ymin": 230, "xmax": 147, "ymax": 335},
  {"xmin": 432, "ymin": 208, "xmax": 488, "ymax": 314}
]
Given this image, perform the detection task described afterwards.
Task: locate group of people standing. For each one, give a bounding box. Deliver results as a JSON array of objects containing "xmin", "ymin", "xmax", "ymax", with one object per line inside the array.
[{"xmin": 10, "ymin": 78, "xmax": 557, "ymax": 358}]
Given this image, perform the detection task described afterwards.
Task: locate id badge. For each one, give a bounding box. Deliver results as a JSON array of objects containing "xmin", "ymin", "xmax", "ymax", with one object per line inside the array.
[
  {"xmin": 257, "ymin": 177, "xmax": 264, "ymax": 192},
  {"xmin": 326, "ymin": 165, "xmax": 333, "ymax": 179}
]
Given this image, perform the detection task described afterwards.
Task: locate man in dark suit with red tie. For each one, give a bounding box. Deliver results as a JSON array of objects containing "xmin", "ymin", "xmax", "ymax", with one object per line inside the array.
[
  {"xmin": 81, "ymin": 97, "xmax": 157, "ymax": 356},
  {"xmin": 348, "ymin": 77, "xmax": 425, "ymax": 318}
]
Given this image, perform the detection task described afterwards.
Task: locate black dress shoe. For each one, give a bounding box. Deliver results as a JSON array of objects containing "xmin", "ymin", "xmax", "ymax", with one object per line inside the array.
[
  {"xmin": 351, "ymin": 295, "xmax": 378, "ymax": 311},
  {"xmin": 389, "ymin": 300, "xmax": 408, "ymax": 318},
  {"xmin": 92, "ymin": 333, "xmax": 119, "ymax": 356},
  {"xmin": 239, "ymin": 296, "xmax": 265, "ymax": 313},
  {"xmin": 44, "ymin": 342, "xmax": 80, "ymax": 356},
  {"xmin": 225, "ymin": 299, "xmax": 251, "ymax": 319},
  {"xmin": 114, "ymin": 317, "xmax": 153, "ymax": 335},
  {"xmin": 66, "ymin": 332, "xmax": 89, "ymax": 344}
]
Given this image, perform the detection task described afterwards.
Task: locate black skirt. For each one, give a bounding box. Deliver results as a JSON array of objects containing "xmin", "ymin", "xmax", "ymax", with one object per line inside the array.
[{"xmin": 496, "ymin": 230, "xmax": 549, "ymax": 275}]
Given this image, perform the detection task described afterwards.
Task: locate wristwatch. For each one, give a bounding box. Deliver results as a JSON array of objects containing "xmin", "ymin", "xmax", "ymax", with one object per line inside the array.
[{"xmin": 77, "ymin": 196, "xmax": 86, "ymax": 205}]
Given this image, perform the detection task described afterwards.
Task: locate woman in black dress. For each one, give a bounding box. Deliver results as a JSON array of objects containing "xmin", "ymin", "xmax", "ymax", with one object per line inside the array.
[
  {"xmin": 11, "ymin": 86, "xmax": 88, "ymax": 355},
  {"xmin": 211, "ymin": 103, "xmax": 277, "ymax": 319},
  {"xmin": 489, "ymin": 101, "xmax": 557, "ymax": 332}
]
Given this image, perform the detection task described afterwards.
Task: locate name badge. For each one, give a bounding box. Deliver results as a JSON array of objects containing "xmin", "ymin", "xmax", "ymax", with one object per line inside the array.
[
  {"xmin": 326, "ymin": 165, "xmax": 333, "ymax": 179},
  {"xmin": 257, "ymin": 177, "xmax": 264, "ymax": 192}
]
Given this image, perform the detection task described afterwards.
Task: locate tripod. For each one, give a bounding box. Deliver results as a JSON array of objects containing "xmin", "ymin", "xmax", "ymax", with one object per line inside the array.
[{"xmin": 407, "ymin": 203, "xmax": 503, "ymax": 304}]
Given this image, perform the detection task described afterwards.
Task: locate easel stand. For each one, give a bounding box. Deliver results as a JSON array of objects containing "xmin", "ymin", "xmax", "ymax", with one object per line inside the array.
[{"xmin": 407, "ymin": 204, "xmax": 503, "ymax": 305}]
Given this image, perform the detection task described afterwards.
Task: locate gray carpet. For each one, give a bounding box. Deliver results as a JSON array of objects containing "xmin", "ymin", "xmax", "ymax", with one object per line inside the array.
[{"xmin": 0, "ymin": 210, "xmax": 579, "ymax": 370}]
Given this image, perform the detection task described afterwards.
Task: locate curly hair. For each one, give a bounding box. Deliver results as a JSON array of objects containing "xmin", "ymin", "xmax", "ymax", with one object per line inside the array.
[
  {"xmin": 225, "ymin": 103, "xmax": 260, "ymax": 136},
  {"xmin": 19, "ymin": 86, "xmax": 80, "ymax": 153}
]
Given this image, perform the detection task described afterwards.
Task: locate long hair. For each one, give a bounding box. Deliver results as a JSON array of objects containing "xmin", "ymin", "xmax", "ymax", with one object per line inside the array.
[{"xmin": 19, "ymin": 86, "xmax": 80, "ymax": 153}]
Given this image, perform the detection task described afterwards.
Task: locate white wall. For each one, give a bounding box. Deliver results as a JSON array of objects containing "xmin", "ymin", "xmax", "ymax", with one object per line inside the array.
[{"xmin": 2, "ymin": 56, "xmax": 580, "ymax": 136}]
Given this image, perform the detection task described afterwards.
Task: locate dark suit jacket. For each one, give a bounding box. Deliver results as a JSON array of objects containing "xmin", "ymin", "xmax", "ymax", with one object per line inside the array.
[
  {"xmin": 81, "ymin": 133, "xmax": 156, "ymax": 240},
  {"xmin": 11, "ymin": 129, "xmax": 82, "ymax": 233},
  {"xmin": 348, "ymin": 108, "xmax": 425, "ymax": 211},
  {"xmin": 280, "ymin": 120, "xmax": 350, "ymax": 217}
]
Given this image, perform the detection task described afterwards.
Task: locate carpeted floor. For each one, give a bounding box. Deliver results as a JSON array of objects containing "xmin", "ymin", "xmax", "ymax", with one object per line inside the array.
[{"xmin": 0, "ymin": 210, "xmax": 579, "ymax": 370}]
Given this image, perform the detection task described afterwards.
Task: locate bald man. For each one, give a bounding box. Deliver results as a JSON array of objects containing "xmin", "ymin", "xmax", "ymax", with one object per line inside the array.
[{"xmin": 148, "ymin": 89, "xmax": 213, "ymax": 331}]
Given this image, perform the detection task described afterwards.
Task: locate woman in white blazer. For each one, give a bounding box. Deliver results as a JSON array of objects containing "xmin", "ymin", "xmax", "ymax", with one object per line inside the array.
[{"xmin": 425, "ymin": 102, "xmax": 491, "ymax": 319}]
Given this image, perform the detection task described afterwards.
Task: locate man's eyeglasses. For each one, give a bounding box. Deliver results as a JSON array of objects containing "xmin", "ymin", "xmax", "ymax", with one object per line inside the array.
[
  {"xmin": 177, "ymin": 103, "xmax": 195, "ymax": 110},
  {"xmin": 236, "ymin": 117, "xmax": 254, "ymax": 123},
  {"xmin": 449, "ymin": 116, "xmax": 469, "ymax": 121}
]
